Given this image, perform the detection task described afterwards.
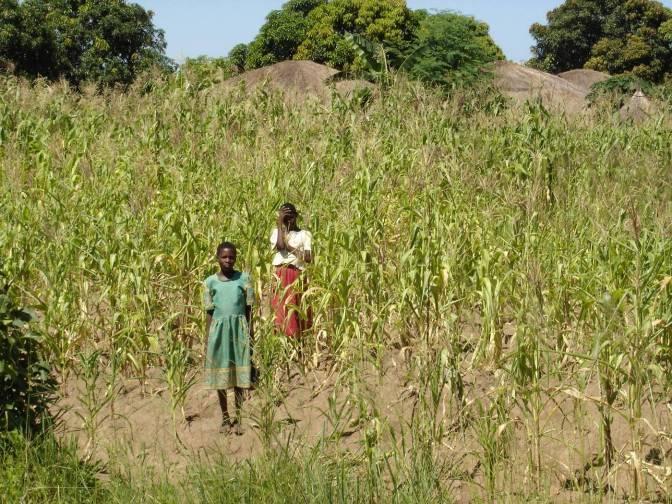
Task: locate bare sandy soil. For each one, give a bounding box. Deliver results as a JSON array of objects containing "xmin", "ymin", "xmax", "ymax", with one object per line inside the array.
[
  {"xmin": 56, "ymin": 353, "xmax": 410, "ymax": 476},
  {"xmin": 56, "ymin": 338, "xmax": 672, "ymax": 501}
]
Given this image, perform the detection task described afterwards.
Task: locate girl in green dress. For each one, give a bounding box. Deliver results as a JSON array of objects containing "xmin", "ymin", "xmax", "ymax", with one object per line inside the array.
[{"xmin": 203, "ymin": 241, "xmax": 254, "ymax": 434}]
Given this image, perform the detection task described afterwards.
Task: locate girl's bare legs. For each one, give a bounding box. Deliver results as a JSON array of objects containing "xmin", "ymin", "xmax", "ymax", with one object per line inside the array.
[
  {"xmin": 217, "ymin": 388, "xmax": 245, "ymax": 434},
  {"xmin": 217, "ymin": 390, "xmax": 230, "ymax": 432}
]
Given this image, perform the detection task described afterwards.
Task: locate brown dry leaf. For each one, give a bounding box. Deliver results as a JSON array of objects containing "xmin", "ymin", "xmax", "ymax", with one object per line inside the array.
[
  {"xmin": 560, "ymin": 387, "xmax": 605, "ymax": 405},
  {"xmin": 496, "ymin": 422, "xmax": 510, "ymax": 437}
]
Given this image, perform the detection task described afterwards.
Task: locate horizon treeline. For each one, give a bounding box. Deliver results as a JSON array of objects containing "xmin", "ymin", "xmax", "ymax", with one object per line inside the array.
[{"xmin": 3, "ymin": 0, "xmax": 672, "ymax": 90}]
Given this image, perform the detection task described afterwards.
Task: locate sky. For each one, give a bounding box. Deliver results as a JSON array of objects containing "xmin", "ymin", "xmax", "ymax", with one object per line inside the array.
[{"xmin": 135, "ymin": 1, "xmax": 672, "ymax": 64}]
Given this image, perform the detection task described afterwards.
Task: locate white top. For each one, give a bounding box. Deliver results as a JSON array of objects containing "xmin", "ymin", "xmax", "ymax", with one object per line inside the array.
[{"xmin": 270, "ymin": 228, "xmax": 312, "ymax": 270}]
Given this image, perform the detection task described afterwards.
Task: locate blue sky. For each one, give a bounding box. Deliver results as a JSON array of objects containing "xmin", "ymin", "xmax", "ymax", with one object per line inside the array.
[{"xmin": 135, "ymin": 1, "xmax": 672, "ymax": 63}]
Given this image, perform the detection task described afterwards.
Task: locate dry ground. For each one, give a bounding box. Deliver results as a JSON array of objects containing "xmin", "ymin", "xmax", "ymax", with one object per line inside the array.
[{"xmin": 55, "ymin": 338, "xmax": 672, "ymax": 501}]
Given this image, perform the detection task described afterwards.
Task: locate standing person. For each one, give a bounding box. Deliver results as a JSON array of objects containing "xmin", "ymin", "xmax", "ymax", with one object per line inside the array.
[
  {"xmin": 203, "ymin": 241, "xmax": 255, "ymax": 434},
  {"xmin": 270, "ymin": 203, "xmax": 313, "ymax": 338}
]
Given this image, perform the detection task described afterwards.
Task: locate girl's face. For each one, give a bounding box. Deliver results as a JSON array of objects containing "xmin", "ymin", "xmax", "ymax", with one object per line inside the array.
[{"xmin": 217, "ymin": 247, "xmax": 236, "ymax": 273}]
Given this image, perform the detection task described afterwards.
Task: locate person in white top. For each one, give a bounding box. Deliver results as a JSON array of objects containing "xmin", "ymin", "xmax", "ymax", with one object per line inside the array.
[{"xmin": 270, "ymin": 203, "xmax": 313, "ymax": 337}]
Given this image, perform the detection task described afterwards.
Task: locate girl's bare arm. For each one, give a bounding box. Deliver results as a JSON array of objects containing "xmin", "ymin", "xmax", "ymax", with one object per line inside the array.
[{"xmin": 275, "ymin": 211, "xmax": 287, "ymax": 250}]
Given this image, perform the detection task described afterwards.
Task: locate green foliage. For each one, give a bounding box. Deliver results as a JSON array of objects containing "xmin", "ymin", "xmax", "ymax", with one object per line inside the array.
[
  {"xmin": 0, "ymin": 0, "xmax": 62, "ymax": 80},
  {"xmin": 343, "ymin": 32, "xmax": 389, "ymax": 82},
  {"xmin": 180, "ymin": 56, "xmax": 237, "ymax": 90},
  {"xmin": 530, "ymin": 0, "xmax": 672, "ymax": 82},
  {"xmin": 340, "ymin": 11, "xmax": 503, "ymax": 88},
  {"xmin": 245, "ymin": 0, "xmax": 325, "ymax": 69},
  {"xmin": 0, "ymin": 0, "xmax": 173, "ymax": 87},
  {"xmin": 587, "ymin": 74, "xmax": 654, "ymax": 108},
  {"xmin": 0, "ymin": 0, "xmax": 22, "ymax": 72},
  {"xmin": 654, "ymin": 75, "xmax": 672, "ymax": 104},
  {"xmin": 228, "ymin": 43, "xmax": 249, "ymax": 72},
  {"xmin": 241, "ymin": 0, "xmax": 421, "ymax": 72},
  {"xmin": 529, "ymin": 0, "xmax": 607, "ymax": 74},
  {"xmin": 243, "ymin": 2, "xmax": 501, "ymax": 88},
  {"xmin": 0, "ymin": 432, "xmax": 106, "ymax": 502},
  {"xmin": 401, "ymin": 11, "xmax": 504, "ymax": 89},
  {"xmin": 0, "ymin": 275, "xmax": 55, "ymax": 433},
  {"xmin": 295, "ymin": 0, "xmax": 418, "ymax": 71},
  {"xmin": 0, "ymin": 434, "xmax": 450, "ymax": 502}
]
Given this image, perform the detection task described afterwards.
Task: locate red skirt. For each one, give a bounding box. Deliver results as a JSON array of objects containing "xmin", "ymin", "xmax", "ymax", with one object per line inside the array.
[{"xmin": 272, "ymin": 265, "xmax": 312, "ymax": 338}]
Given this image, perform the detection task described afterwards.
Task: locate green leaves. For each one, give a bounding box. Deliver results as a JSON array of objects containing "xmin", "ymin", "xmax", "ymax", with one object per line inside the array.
[
  {"xmin": 401, "ymin": 11, "xmax": 503, "ymax": 89},
  {"xmin": 0, "ymin": 278, "xmax": 55, "ymax": 433},
  {"xmin": 0, "ymin": 0, "xmax": 173, "ymax": 88},
  {"xmin": 245, "ymin": 7, "xmax": 316, "ymax": 69},
  {"xmin": 294, "ymin": 0, "xmax": 416, "ymax": 71},
  {"xmin": 236, "ymin": 2, "xmax": 501, "ymax": 92},
  {"xmin": 531, "ymin": 0, "xmax": 672, "ymax": 82}
]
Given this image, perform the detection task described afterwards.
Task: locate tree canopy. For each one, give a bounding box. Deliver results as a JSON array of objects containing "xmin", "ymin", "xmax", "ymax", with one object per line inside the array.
[
  {"xmin": 237, "ymin": 0, "xmax": 503, "ymax": 86},
  {"xmin": 294, "ymin": 0, "xmax": 419, "ymax": 71},
  {"xmin": 530, "ymin": 0, "xmax": 672, "ymax": 82},
  {"xmin": 402, "ymin": 11, "xmax": 504, "ymax": 88},
  {"xmin": 243, "ymin": 0, "xmax": 324, "ymax": 69},
  {"xmin": 0, "ymin": 0, "xmax": 172, "ymax": 87}
]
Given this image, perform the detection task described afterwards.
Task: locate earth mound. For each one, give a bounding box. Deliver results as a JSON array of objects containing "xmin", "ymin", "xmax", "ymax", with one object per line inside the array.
[
  {"xmin": 493, "ymin": 61, "xmax": 588, "ymax": 114},
  {"xmin": 557, "ymin": 69, "xmax": 609, "ymax": 92}
]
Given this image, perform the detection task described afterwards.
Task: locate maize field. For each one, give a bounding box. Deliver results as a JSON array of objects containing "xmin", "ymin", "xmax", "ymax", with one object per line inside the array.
[{"xmin": 1, "ymin": 71, "xmax": 672, "ymax": 502}]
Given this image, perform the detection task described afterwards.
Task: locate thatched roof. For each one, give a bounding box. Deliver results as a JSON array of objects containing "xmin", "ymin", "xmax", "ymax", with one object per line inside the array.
[
  {"xmin": 222, "ymin": 60, "xmax": 377, "ymax": 103},
  {"xmin": 222, "ymin": 60, "xmax": 632, "ymax": 118},
  {"xmin": 619, "ymin": 90, "xmax": 659, "ymax": 123},
  {"xmin": 225, "ymin": 60, "xmax": 338, "ymax": 97},
  {"xmin": 557, "ymin": 69, "xmax": 609, "ymax": 92},
  {"xmin": 493, "ymin": 61, "xmax": 588, "ymax": 114},
  {"xmin": 333, "ymin": 79, "xmax": 374, "ymax": 97}
]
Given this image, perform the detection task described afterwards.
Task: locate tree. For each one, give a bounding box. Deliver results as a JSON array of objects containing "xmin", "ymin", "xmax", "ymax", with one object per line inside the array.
[
  {"xmin": 0, "ymin": 0, "xmax": 23, "ymax": 72},
  {"xmin": 402, "ymin": 11, "xmax": 504, "ymax": 88},
  {"xmin": 529, "ymin": 0, "xmax": 609, "ymax": 74},
  {"xmin": 238, "ymin": 1, "xmax": 502, "ymax": 86},
  {"xmin": 0, "ymin": 0, "xmax": 63, "ymax": 80},
  {"xmin": 228, "ymin": 43, "xmax": 249, "ymax": 72},
  {"xmin": 294, "ymin": 0, "xmax": 419, "ymax": 71},
  {"xmin": 530, "ymin": 0, "xmax": 672, "ymax": 82},
  {"xmin": 245, "ymin": 0, "xmax": 325, "ymax": 69},
  {"xmin": 585, "ymin": 0, "xmax": 672, "ymax": 81},
  {"xmin": 71, "ymin": 0, "xmax": 173, "ymax": 86},
  {"xmin": 0, "ymin": 0, "xmax": 172, "ymax": 87}
]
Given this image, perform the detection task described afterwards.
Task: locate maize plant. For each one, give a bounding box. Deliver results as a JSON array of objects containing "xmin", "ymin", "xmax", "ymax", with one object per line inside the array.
[{"xmin": 1, "ymin": 70, "xmax": 672, "ymax": 500}]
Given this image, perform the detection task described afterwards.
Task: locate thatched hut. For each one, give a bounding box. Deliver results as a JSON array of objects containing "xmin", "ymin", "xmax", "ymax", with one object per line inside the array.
[
  {"xmin": 557, "ymin": 69, "xmax": 609, "ymax": 92},
  {"xmin": 619, "ymin": 90, "xmax": 659, "ymax": 123},
  {"xmin": 493, "ymin": 61, "xmax": 588, "ymax": 115},
  {"xmin": 222, "ymin": 60, "xmax": 375, "ymax": 103}
]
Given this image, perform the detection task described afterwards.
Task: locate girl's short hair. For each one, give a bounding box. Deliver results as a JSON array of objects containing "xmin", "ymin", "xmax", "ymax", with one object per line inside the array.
[{"xmin": 216, "ymin": 241, "xmax": 236, "ymax": 254}]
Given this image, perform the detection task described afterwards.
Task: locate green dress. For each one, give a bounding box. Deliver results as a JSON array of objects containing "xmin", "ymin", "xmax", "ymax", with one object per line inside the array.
[{"xmin": 203, "ymin": 271, "xmax": 254, "ymax": 389}]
